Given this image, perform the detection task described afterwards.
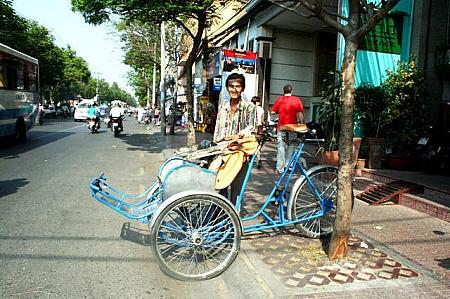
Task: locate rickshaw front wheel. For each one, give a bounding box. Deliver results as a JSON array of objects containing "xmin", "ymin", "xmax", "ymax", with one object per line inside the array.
[{"xmin": 150, "ymin": 193, "xmax": 241, "ymax": 281}]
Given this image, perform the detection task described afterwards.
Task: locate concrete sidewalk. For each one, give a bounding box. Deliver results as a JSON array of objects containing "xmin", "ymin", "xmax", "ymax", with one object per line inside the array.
[{"xmin": 155, "ymin": 127, "xmax": 450, "ymax": 298}]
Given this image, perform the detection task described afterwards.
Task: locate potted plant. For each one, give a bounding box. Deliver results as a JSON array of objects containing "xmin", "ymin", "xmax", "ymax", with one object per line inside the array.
[
  {"xmin": 317, "ymin": 71, "xmax": 341, "ymax": 166},
  {"xmin": 354, "ymin": 84, "xmax": 388, "ymax": 169},
  {"xmin": 317, "ymin": 71, "xmax": 362, "ymax": 166},
  {"xmin": 382, "ymin": 59, "xmax": 428, "ymax": 170}
]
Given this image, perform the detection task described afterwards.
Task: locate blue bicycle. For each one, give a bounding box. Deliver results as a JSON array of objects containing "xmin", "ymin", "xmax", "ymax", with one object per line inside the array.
[{"xmin": 90, "ymin": 124, "xmax": 338, "ymax": 281}]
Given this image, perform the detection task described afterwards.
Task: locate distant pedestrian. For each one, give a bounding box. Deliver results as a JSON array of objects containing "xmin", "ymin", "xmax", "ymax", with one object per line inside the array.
[
  {"xmin": 251, "ymin": 96, "xmax": 264, "ymax": 133},
  {"xmin": 137, "ymin": 105, "xmax": 145, "ymax": 123},
  {"xmin": 251, "ymin": 96, "xmax": 264, "ymax": 168},
  {"xmin": 271, "ymin": 85, "xmax": 304, "ymax": 174},
  {"xmin": 154, "ymin": 107, "xmax": 160, "ymax": 125},
  {"xmin": 148, "ymin": 107, "xmax": 154, "ymax": 123}
]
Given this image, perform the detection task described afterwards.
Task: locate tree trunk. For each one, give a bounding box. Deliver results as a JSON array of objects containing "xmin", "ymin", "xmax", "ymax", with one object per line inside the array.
[
  {"xmin": 160, "ymin": 22, "xmax": 166, "ymax": 136},
  {"xmin": 185, "ymin": 17, "xmax": 206, "ymax": 146},
  {"xmin": 146, "ymin": 84, "xmax": 150, "ymax": 108},
  {"xmin": 170, "ymin": 92, "xmax": 176, "ymax": 135},
  {"xmin": 185, "ymin": 64, "xmax": 195, "ymax": 145},
  {"xmin": 328, "ymin": 38, "xmax": 358, "ymax": 259}
]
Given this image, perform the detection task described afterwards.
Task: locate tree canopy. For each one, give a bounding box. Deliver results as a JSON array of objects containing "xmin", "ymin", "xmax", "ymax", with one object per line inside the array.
[
  {"xmin": 0, "ymin": 0, "xmax": 134, "ymax": 105},
  {"xmin": 72, "ymin": 0, "xmax": 231, "ymax": 142}
]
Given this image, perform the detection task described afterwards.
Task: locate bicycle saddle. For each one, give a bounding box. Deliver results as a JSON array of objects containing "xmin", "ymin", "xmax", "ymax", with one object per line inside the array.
[{"xmin": 279, "ymin": 123, "xmax": 307, "ymax": 133}]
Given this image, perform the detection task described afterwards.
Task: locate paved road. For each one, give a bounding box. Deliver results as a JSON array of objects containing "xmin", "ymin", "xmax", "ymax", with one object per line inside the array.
[
  {"xmin": 0, "ymin": 118, "xmax": 268, "ymax": 298},
  {"xmin": 2, "ymin": 118, "xmax": 449, "ymax": 298}
]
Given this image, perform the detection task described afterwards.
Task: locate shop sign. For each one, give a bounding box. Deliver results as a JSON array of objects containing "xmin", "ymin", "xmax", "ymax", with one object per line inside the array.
[
  {"xmin": 222, "ymin": 49, "xmax": 257, "ymax": 74},
  {"xmin": 359, "ymin": 14, "xmax": 402, "ymax": 54},
  {"xmin": 212, "ymin": 77, "xmax": 222, "ymax": 92},
  {"xmin": 207, "ymin": 53, "xmax": 221, "ymax": 79}
]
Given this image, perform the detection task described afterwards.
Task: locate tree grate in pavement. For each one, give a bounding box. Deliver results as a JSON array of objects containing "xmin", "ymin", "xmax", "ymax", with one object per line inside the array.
[
  {"xmin": 246, "ymin": 232, "xmax": 419, "ymax": 288},
  {"xmin": 355, "ymin": 180, "xmax": 423, "ymax": 205}
]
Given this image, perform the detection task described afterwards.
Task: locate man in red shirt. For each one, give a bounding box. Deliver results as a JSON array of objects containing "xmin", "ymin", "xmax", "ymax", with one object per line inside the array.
[{"xmin": 271, "ymin": 84, "xmax": 304, "ymax": 173}]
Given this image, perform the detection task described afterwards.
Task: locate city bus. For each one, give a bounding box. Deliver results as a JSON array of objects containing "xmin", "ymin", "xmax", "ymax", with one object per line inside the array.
[{"xmin": 0, "ymin": 42, "xmax": 40, "ymax": 141}]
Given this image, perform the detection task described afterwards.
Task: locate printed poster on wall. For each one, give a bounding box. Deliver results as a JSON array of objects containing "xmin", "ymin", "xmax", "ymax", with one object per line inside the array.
[{"xmin": 222, "ymin": 49, "xmax": 257, "ymax": 74}]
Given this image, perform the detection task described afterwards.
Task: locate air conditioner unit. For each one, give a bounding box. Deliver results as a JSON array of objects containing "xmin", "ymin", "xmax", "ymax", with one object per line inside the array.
[{"xmin": 257, "ymin": 40, "xmax": 272, "ymax": 59}]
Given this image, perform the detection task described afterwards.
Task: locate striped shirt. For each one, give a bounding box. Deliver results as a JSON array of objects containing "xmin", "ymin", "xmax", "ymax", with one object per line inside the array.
[{"xmin": 213, "ymin": 99, "xmax": 256, "ymax": 142}]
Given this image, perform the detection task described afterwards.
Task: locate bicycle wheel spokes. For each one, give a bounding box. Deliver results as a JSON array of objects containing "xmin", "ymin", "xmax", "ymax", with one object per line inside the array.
[
  {"xmin": 289, "ymin": 167, "xmax": 338, "ymax": 238},
  {"xmin": 152, "ymin": 194, "xmax": 241, "ymax": 281}
]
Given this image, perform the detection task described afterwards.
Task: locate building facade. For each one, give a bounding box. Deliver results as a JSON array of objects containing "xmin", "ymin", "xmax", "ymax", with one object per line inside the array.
[{"xmin": 191, "ymin": 0, "xmax": 449, "ymax": 131}]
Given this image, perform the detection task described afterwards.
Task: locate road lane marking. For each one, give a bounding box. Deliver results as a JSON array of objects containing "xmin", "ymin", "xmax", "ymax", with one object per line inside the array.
[{"xmin": 33, "ymin": 124, "xmax": 85, "ymax": 141}]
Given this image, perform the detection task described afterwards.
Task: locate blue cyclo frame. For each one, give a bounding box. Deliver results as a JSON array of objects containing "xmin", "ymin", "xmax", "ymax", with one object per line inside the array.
[{"xmin": 235, "ymin": 140, "xmax": 337, "ymax": 234}]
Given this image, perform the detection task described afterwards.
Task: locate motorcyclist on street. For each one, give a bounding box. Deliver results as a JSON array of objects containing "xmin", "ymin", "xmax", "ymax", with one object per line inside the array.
[
  {"xmin": 87, "ymin": 103, "xmax": 101, "ymax": 129},
  {"xmin": 110, "ymin": 102, "xmax": 124, "ymax": 131}
]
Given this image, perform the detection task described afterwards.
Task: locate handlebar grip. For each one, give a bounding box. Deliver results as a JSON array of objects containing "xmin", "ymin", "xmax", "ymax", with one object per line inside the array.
[{"xmin": 305, "ymin": 138, "xmax": 325, "ymax": 143}]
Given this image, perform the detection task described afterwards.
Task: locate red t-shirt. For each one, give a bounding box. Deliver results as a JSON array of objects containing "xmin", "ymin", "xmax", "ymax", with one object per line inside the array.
[{"xmin": 271, "ymin": 95, "xmax": 304, "ymax": 128}]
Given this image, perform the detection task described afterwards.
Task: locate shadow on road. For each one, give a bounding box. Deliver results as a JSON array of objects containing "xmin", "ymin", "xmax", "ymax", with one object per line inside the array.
[
  {"xmin": 0, "ymin": 131, "xmax": 75, "ymax": 159},
  {"xmin": 0, "ymin": 178, "xmax": 29, "ymax": 198},
  {"xmin": 117, "ymin": 133, "xmax": 163, "ymax": 154},
  {"xmin": 120, "ymin": 222, "xmax": 151, "ymax": 246}
]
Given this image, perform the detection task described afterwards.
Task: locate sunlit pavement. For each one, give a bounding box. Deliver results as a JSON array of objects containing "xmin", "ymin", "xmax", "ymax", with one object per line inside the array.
[
  {"xmin": 0, "ymin": 118, "xmax": 448, "ymax": 298},
  {"xmin": 156, "ymin": 126, "xmax": 450, "ymax": 298}
]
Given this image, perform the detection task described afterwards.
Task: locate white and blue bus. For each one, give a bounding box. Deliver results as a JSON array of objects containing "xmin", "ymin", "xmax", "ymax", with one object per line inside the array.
[{"xmin": 0, "ymin": 42, "xmax": 40, "ymax": 141}]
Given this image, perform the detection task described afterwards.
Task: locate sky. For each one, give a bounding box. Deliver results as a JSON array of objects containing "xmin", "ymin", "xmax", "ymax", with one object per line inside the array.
[{"xmin": 12, "ymin": 0, "xmax": 133, "ymax": 95}]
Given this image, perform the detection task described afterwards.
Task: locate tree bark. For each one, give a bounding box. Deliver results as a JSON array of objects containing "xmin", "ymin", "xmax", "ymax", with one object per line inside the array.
[
  {"xmin": 328, "ymin": 38, "xmax": 358, "ymax": 259},
  {"xmin": 185, "ymin": 63, "xmax": 195, "ymax": 145},
  {"xmin": 185, "ymin": 16, "xmax": 206, "ymax": 145},
  {"xmin": 170, "ymin": 93, "xmax": 176, "ymax": 135},
  {"xmin": 160, "ymin": 22, "xmax": 166, "ymax": 136}
]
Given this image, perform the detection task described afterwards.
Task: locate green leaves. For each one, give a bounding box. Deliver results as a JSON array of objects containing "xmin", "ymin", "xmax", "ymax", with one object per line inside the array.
[
  {"xmin": 382, "ymin": 59, "xmax": 428, "ymax": 151},
  {"xmin": 1, "ymin": 0, "xmax": 133, "ymax": 105},
  {"xmin": 319, "ymin": 71, "xmax": 343, "ymax": 151}
]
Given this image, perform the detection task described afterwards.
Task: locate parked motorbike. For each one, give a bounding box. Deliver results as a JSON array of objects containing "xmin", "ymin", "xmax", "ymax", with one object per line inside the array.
[
  {"xmin": 422, "ymin": 128, "xmax": 450, "ymax": 174},
  {"xmin": 111, "ymin": 116, "xmax": 123, "ymax": 137},
  {"xmin": 408, "ymin": 125, "xmax": 450, "ymax": 174},
  {"xmin": 87, "ymin": 117, "xmax": 100, "ymax": 134}
]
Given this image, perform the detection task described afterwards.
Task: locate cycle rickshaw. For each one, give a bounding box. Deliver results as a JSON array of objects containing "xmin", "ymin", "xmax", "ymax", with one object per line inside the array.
[{"xmin": 89, "ymin": 124, "xmax": 338, "ymax": 281}]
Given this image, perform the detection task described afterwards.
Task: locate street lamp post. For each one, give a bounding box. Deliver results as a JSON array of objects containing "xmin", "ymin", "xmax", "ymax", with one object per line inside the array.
[{"xmin": 93, "ymin": 72, "xmax": 101, "ymax": 104}]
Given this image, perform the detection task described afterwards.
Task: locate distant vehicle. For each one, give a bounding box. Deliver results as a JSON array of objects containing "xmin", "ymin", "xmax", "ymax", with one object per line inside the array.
[
  {"xmin": 74, "ymin": 99, "xmax": 95, "ymax": 121},
  {"xmin": 87, "ymin": 116, "xmax": 99, "ymax": 133},
  {"xmin": 44, "ymin": 105, "xmax": 56, "ymax": 118},
  {"xmin": 57, "ymin": 105, "xmax": 70, "ymax": 117},
  {"xmin": 0, "ymin": 43, "xmax": 40, "ymax": 141}
]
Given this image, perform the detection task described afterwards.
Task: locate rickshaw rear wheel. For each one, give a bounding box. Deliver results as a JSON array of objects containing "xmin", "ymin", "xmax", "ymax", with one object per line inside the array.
[
  {"xmin": 288, "ymin": 167, "xmax": 338, "ymax": 238},
  {"xmin": 150, "ymin": 193, "xmax": 241, "ymax": 281}
]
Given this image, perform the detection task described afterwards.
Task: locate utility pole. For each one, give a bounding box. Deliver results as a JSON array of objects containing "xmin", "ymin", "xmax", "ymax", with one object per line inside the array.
[
  {"xmin": 152, "ymin": 43, "xmax": 157, "ymax": 108},
  {"xmin": 160, "ymin": 21, "xmax": 166, "ymax": 135},
  {"xmin": 93, "ymin": 72, "xmax": 101, "ymax": 104}
]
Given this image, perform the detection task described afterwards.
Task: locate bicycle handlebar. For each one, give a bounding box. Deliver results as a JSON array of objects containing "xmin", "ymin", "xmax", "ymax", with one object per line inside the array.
[{"xmin": 304, "ymin": 138, "xmax": 325, "ymax": 143}]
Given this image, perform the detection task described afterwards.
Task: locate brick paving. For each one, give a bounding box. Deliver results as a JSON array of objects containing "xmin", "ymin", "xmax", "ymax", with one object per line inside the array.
[
  {"xmin": 155, "ymin": 127, "xmax": 450, "ymax": 297},
  {"xmin": 246, "ymin": 231, "xmax": 419, "ymax": 288}
]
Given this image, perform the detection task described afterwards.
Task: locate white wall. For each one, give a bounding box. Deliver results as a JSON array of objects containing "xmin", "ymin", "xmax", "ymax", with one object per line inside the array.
[
  {"xmin": 269, "ymin": 30, "xmax": 315, "ymax": 119},
  {"xmin": 270, "ymin": 31, "xmax": 314, "ymax": 99}
]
